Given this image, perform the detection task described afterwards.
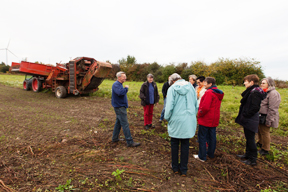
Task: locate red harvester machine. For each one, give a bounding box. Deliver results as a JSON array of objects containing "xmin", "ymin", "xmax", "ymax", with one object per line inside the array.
[{"xmin": 10, "ymin": 57, "xmax": 112, "ymax": 98}]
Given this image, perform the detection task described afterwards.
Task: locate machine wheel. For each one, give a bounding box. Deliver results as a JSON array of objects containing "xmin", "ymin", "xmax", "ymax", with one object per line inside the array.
[
  {"xmin": 55, "ymin": 86, "xmax": 67, "ymax": 98},
  {"xmin": 23, "ymin": 80, "xmax": 32, "ymax": 91},
  {"xmin": 32, "ymin": 77, "xmax": 42, "ymax": 92}
]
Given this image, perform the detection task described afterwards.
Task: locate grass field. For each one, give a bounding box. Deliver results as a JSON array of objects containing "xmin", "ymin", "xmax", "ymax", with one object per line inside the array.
[
  {"xmin": 1, "ymin": 74, "xmax": 288, "ymax": 191},
  {"xmin": 1, "ymin": 74, "xmax": 288, "ymax": 132}
]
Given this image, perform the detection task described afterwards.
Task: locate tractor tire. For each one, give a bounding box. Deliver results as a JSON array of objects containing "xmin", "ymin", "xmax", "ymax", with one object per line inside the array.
[
  {"xmin": 23, "ymin": 80, "xmax": 32, "ymax": 91},
  {"xmin": 55, "ymin": 86, "xmax": 67, "ymax": 98},
  {"xmin": 32, "ymin": 77, "xmax": 42, "ymax": 92}
]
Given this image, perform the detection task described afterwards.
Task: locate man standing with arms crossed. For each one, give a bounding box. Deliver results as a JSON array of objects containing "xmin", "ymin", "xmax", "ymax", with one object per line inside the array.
[{"xmin": 111, "ymin": 71, "xmax": 141, "ymax": 147}]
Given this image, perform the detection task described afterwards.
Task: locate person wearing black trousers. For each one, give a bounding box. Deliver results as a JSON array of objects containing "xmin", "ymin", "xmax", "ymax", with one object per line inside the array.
[
  {"xmin": 159, "ymin": 77, "xmax": 170, "ymax": 122},
  {"xmin": 235, "ymin": 74, "xmax": 266, "ymax": 166}
]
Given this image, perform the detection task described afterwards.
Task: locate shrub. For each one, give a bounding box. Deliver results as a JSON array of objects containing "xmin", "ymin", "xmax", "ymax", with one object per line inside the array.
[
  {"xmin": 0, "ymin": 62, "xmax": 10, "ymax": 73},
  {"xmin": 274, "ymin": 79, "xmax": 288, "ymax": 88},
  {"xmin": 210, "ymin": 58, "xmax": 264, "ymax": 85},
  {"xmin": 106, "ymin": 56, "xmax": 268, "ymax": 85}
]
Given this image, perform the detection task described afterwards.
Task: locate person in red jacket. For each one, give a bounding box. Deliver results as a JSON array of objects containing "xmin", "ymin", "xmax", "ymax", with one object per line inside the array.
[{"xmin": 194, "ymin": 77, "xmax": 224, "ymax": 162}]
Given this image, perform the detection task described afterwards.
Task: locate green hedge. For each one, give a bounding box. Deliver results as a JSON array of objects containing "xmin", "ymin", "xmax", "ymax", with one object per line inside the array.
[{"xmin": 107, "ymin": 57, "xmax": 264, "ymax": 85}]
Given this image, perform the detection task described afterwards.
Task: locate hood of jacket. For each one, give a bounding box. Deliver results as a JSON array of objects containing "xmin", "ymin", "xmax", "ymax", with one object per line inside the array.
[
  {"xmin": 172, "ymin": 79, "xmax": 191, "ymax": 95},
  {"xmin": 207, "ymin": 85, "xmax": 224, "ymax": 101}
]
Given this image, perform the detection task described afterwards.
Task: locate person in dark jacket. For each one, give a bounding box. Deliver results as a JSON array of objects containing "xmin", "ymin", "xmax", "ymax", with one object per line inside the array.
[
  {"xmin": 235, "ymin": 74, "xmax": 266, "ymax": 166},
  {"xmin": 140, "ymin": 74, "xmax": 160, "ymax": 129},
  {"xmin": 194, "ymin": 77, "xmax": 224, "ymax": 162},
  {"xmin": 159, "ymin": 76, "xmax": 171, "ymax": 123},
  {"xmin": 111, "ymin": 71, "xmax": 141, "ymax": 147}
]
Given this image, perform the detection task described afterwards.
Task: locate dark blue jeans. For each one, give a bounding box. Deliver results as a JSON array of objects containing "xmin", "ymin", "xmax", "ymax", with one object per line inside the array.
[
  {"xmin": 160, "ymin": 98, "xmax": 167, "ymax": 121},
  {"xmin": 171, "ymin": 137, "xmax": 189, "ymax": 175},
  {"xmin": 198, "ymin": 125, "xmax": 216, "ymax": 161},
  {"xmin": 112, "ymin": 107, "xmax": 133, "ymax": 145}
]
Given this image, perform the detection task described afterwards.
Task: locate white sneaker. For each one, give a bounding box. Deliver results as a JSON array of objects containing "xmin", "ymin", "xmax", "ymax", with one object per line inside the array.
[{"xmin": 193, "ymin": 155, "xmax": 205, "ymax": 162}]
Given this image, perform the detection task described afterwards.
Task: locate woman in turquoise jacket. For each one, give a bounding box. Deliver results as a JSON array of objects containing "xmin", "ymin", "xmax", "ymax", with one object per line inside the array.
[{"xmin": 164, "ymin": 73, "xmax": 198, "ymax": 176}]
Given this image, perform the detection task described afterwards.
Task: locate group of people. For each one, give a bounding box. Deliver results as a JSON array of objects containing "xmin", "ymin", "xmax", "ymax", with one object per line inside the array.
[
  {"xmin": 235, "ymin": 75, "xmax": 281, "ymax": 165},
  {"xmin": 111, "ymin": 71, "xmax": 281, "ymax": 176}
]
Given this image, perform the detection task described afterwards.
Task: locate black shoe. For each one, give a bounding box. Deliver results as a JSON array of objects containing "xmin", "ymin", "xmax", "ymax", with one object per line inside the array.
[
  {"xmin": 149, "ymin": 124, "xmax": 155, "ymax": 128},
  {"xmin": 241, "ymin": 159, "xmax": 257, "ymax": 166},
  {"xmin": 237, "ymin": 154, "xmax": 248, "ymax": 159},
  {"xmin": 256, "ymin": 142, "xmax": 262, "ymax": 148},
  {"xmin": 179, "ymin": 170, "xmax": 187, "ymax": 177},
  {"xmin": 127, "ymin": 142, "xmax": 141, "ymax": 147},
  {"xmin": 145, "ymin": 125, "xmax": 150, "ymax": 130},
  {"xmin": 112, "ymin": 138, "xmax": 125, "ymax": 143},
  {"xmin": 171, "ymin": 163, "xmax": 180, "ymax": 174},
  {"xmin": 259, "ymin": 149, "xmax": 269, "ymax": 155}
]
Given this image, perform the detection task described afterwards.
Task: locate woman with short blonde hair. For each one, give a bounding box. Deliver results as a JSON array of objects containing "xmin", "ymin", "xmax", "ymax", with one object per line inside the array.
[{"xmin": 189, "ymin": 75, "xmax": 197, "ymax": 88}]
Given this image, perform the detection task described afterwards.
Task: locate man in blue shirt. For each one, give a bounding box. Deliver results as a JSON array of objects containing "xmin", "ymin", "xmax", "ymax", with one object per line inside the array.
[{"xmin": 111, "ymin": 71, "xmax": 140, "ymax": 147}]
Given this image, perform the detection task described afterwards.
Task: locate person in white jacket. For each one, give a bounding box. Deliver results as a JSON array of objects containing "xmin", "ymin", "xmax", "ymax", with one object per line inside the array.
[{"xmin": 195, "ymin": 76, "xmax": 206, "ymax": 107}]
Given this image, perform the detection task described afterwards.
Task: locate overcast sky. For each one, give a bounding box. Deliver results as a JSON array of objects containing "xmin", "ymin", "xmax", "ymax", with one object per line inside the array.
[{"xmin": 1, "ymin": 0, "xmax": 288, "ymax": 80}]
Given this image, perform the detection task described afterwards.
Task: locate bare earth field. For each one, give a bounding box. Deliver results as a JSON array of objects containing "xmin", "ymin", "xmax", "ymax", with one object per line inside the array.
[{"xmin": 0, "ymin": 84, "xmax": 288, "ymax": 192}]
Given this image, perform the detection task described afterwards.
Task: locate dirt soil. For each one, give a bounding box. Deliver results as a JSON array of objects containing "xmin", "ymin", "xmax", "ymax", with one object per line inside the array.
[{"xmin": 0, "ymin": 84, "xmax": 288, "ymax": 192}]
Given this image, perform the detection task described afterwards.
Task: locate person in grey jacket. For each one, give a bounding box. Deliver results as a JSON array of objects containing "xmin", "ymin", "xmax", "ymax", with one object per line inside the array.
[{"xmin": 257, "ymin": 77, "xmax": 281, "ymax": 155}]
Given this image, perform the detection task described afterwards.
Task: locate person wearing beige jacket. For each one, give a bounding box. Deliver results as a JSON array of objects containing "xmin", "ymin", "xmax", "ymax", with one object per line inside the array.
[{"xmin": 257, "ymin": 77, "xmax": 281, "ymax": 155}]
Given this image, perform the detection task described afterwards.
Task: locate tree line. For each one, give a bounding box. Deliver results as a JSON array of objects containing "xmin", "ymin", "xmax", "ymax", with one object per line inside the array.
[
  {"xmin": 5, "ymin": 57, "xmax": 287, "ymax": 87},
  {"xmin": 106, "ymin": 56, "xmax": 265, "ymax": 85}
]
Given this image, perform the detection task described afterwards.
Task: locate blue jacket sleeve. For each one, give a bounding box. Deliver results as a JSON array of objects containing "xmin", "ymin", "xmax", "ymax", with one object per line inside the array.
[
  {"xmin": 192, "ymin": 86, "xmax": 198, "ymax": 114},
  {"xmin": 164, "ymin": 87, "xmax": 174, "ymax": 121},
  {"xmin": 114, "ymin": 83, "xmax": 128, "ymax": 96}
]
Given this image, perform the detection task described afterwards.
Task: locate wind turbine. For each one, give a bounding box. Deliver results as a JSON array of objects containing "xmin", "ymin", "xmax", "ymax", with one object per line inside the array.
[{"xmin": 0, "ymin": 39, "xmax": 18, "ymax": 65}]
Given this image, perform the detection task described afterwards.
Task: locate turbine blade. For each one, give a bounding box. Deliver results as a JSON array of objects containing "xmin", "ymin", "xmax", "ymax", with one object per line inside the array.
[
  {"xmin": 0, "ymin": 48, "xmax": 7, "ymax": 50},
  {"xmin": 7, "ymin": 39, "xmax": 11, "ymax": 48},
  {"xmin": 8, "ymin": 49, "xmax": 18, "ymax": 58}
]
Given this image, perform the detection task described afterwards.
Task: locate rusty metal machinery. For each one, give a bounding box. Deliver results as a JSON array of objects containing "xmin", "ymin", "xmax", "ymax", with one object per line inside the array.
[{"xmin": 11, "ymin": 57, "xmax": 112, "ymax": 98}]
